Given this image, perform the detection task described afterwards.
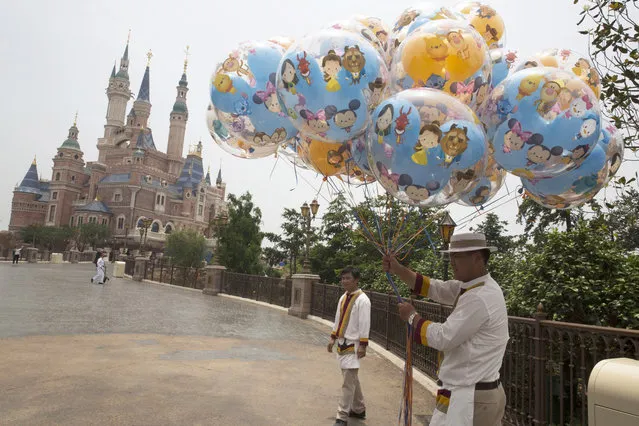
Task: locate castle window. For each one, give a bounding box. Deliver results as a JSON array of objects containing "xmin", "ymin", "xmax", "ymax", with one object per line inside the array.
[
  {"xmin": 71, "ymin": 175, "xmax": 75, "ymax": 182},
  {"xmin": 78, "ymin": 216, "xmax": 83, "ymax": 225},
  {"xmin": 151, "ymin": 222, "xmax": 160, "ymax": 233},
  {"xmin": 70, "ymin": 216, "xmax": 75, "ymax": 227},
  {"xmin": 199, "ymin": 195, "xmax": 204, "ymax": 202},
  {"xmin": 55, "ymin": 172, "xmax": 60, "ymax": 181},
  {"xmin": 48, "ymin": 205, "xmax": 56, "ymax": 222},
  {"xmin": 74, "ymin": 154, "xmax": 79, "ymax": 160},
  {"xmin": 165, "ymin": 223, "xmax": 173, "ymax": 234},
  {"xmin": 52, "ymin": 192, "xmax": 58, "ymax": 200},
  {"xmin": 59, "ymin": 152, "xmax": 63, "ymax": 157},
  {"xmin": 161, "ymin": 195, "xmax": 165, "ymax": 205},
  {"xmin": 102, "ymin": 218, "xmax": 108, "ymax": 225},
  {"xmin": 198, "ymin": 205, "xmax": 203, "ymax": 216},
  {"xmin": 156, "ymin": 194, "xmax": 161, "ymax": 204},
  {"xmin": 114, "ymin": 191, "xmax": 122, "ymax": 202},
  {"xmin": 117, "ymin": 216, "xmax": 125, "ymax": 230}
]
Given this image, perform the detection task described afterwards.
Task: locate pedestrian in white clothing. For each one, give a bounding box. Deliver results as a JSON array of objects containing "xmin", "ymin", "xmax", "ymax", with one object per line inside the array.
[
  {"xmin": 327, "ymin": 266, "xmax": 371, "ymax": 426},
  {"xmin": 91, "ymin": 251, "xmax": 106, "ymax": 284},
  {"xmin": 383, "ymin": 233, "xmax": 509, "ymax": 426}
]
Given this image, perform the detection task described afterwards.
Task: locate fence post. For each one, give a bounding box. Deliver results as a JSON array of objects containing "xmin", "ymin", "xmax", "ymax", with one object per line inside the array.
[
  {"xmin": 533, "ymin": 303, "xmax": 548, "ymax": 425},
  {"xmin": 386, "ymin": 294, "xmax": 391, "ymax": 350}
]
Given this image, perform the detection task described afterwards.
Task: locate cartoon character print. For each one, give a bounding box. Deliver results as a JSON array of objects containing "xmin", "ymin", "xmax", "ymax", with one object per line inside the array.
[
  {"xmin": 534, "ymin": 81, "xmax": 561, "ymax": 116},
  {"xmin": 570, "ymin": 144, "xmax": 590, "ymax": 166},
  {"xmin": 366, "ymin": 78, "xmax": 386, "ymax": 109},
  {"xmin": 450, "ymin": 80, "xmax": 476, "ymax": 105},
  {"xmin": 419, "ymin": 103, "xmax": 448, "ymax": 124},
  {"xmin": 297, "ymin": 52, "xmax": 312, "ymax": 86},
  {"xmin": 424, "ymin": 35, "xmax": 449, "ymax": 62},
  {"xmin": 449, "ymin": 169, "xmax": 476, "ymax": 194},
  {"xmin": 327, "ymin": 144, "xmax": 349, "ymax": 169},
  {"xmin": 574, "ymin": 117, "xmax": 597, "ymax": 140},
  {"xmin": 441, "ymin": 124, "xmax": 469, "ymax": 166},
  {"xmin": 447, "ymin": 31, "xmax": 470, "ymax": 60},
  {"xmin": 496, "ymin": 99, "xmax": 518, "ymax": 120},
  {"xmin": 609, "ymin": 153, "xmax": 622, "ymax": 177},
  {"xmin": 474, "ymin": 81, "xmax": 490, "ymax": 107},
  {"xmin": 565, "ymin": 94, "xmax": 594, "ymax": 118},
  {"xmin": 280, "ymin": 59, "xmax": 299, "ymax": 94},
  {"xmin": 375, "ymin": 104, "xmax": 394, "ymax": 144},
  {"xmin": 394, "ymin": 106, "xmax": 412, "ymax": 144},
  {"xmin": 325, "ymin": 100, "xmax": 361, "ymax": 133},
  {"xmin": 222, "ymin": 55, "xmax": 253, "ymax": 80},
  {"xmin": 212, "ymin": 120, "xmax": 229, "ymax": 140},
  {"xmin": 516, "ymin": 75, "xmax": 543, "ymax": 100},
  {"xmin": 394, "ymin": 10, "xmax": 419, "ymax": 32},
  {"xmin": 478, "ymin": 5, "xmax": 497, "ymax": 18},
  {"xmin": 525, "ymin": 137, "xmax": 563, "ymax": 167},
  {"xmin": 484, "ymin": 24, "xmax": 500, "ymax": 48},
  {"xmin": 253, "ymin": 73, "xmax": 287, "ymax": 117},
  {"xmin": 503, "ymin": 119, "xmax": 543, "ymax": 153},
  {"xmin": 233, "ymin": 93, "xmax": 251, "ymax": 116},
  {"xmin": 342, "ymin": 46, "xmax": 366, "ymax": 85},
  {"xmin": 572, "ymin": 58, "xmax": 592, "ymax": 78},
  {"xmin": 213, "ymin": 73, "xmax": 236, "ymax": 94},
  {"xmin": 376, "ymin": 162, "xmax": 410, "ymax": 194},
  {"xmin": 419, "ymin": 73, "xmax": 448, "ymax": 90},
  {"xmin": 322, "ymin": 50, "xmax": 342, "ymax": 92},
  {"xmin": 505, "ymin": 51, "xmax": 518, "ymax": 68},
  {"xmin": 412, "ymin": 123, "xmax": 443, "ymax": 165},
  {"xmin": 470, "ymin": 185, "xmax": 491, "ymax": 205},
  {"xmin": 299, "ymin": 108, "xmax": 330, "ymax": 138},
  {"xmin": 571, "ymin": 173, "xmax": 599, "ymax": 195}
]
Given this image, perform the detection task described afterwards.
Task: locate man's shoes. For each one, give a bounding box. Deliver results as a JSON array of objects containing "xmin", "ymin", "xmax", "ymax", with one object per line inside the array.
[
  {"xmin": 333, "ymin": 420, "xmax": 347, "ymax": 426},
  {"xmin": 349, "ymin": 410, "xmax": 366, "ymax": 419},
  {"xmin": 91, "ymin": 278, "xmax": 93, "ymax": 283}
]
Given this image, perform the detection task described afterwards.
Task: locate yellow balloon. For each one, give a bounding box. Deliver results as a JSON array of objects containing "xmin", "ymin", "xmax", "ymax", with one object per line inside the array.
[
  {"xmin": 297, "ymin": 136, "xmax": 350, "ymax": 177},
  {"xmin": 455, "ymin": 2, "xmax": 506, "ymax": 48}
]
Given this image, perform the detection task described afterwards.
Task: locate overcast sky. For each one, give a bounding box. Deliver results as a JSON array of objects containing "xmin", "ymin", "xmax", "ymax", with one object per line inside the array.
[{"xmin": 1, "ymin": 0, "xmax": 637, "ymax": 236}]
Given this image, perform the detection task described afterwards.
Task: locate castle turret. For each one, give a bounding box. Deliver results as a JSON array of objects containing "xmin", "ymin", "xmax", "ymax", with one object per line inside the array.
[
  {"xmin": 129, "ymin": 50, "xmax": 153, "ymax": 144},
  {"xmin": 9, "ymin": 157, "xmax": 48, "ymax": 232},
  {"xmin": 167, "ymin": 46, "xmax": 190, "ymax": 176}
]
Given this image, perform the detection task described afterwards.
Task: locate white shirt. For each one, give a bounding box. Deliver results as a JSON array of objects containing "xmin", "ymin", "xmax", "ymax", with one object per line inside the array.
[
  {"xmin": 331, "ymin": 290, "xmax": 371, "ymax": 344},
  {"xmin": 96, "ymin": 257, "xmax": 105, "ymax": 269},
  {"xmin": 414, "ymin": 273, "xmax": 509, "ymax": 387}
]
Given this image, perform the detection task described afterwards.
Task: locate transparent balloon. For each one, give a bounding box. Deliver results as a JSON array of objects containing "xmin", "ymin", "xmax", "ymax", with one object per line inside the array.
[
  {"xmin": 490, "ymin": 48, "xmax": 518, "ymax": 88},
  {"xmin": 454, "ymin": 2, "xmax": 506, "ymax": 49},
  {"xmin": 455, "ymin": 153, "xmax": 506, "ymax": 206},
  {"xmin": 295, "ymin": 133, "xmax": 350, "ymax": 177},
  {"xmin": 521, "ymin": 143, "xmax": 609, "ymax": 210},
  {"xmin": 390, "ymin": 19, "xmax": 492, "ymax": 112},
  {"xmin": 267, "ymin": 36, "xmax": 295, "ymax": 51},
  {"xmin": 276, "ymin": 137, "xmax": 310, "ymax": 169},
  {"xmin": 277, "ymin": 28, "xmax": 389, "ymax": 143},
  {"xmin": 209, "ymin": 40, "xmax": 298, "ymax": 150},
  {"xmin": 367, "ymin": 89, "xmax": 488, "ymax": 208},
  {"xmin": 598, "ymin": 121, "xmax": 625, "ymax": 183},
  {"xmin": 325, "ymin": 19, "xmax": 389, "ymax": 70},
  {"xmin": 479, "ymin": 68, "xmax": 602, "ymax": 179},
  {"xmin": 348, "ymin": 133, "xmax": 376, "ymax": 178},
  {"xmin": 206, "ymin": 104, "xmax": 277, "ymax": 159},
  {"xmin": 354, "ymin": 16, "xmax": 393, "ymax": 65},
  {"xmin": 511, "ymin": 48, "xmax": 602, "ymax": 98}
]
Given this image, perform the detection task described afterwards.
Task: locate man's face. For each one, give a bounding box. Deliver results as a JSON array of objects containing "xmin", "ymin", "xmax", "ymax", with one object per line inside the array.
[
  {"xmin": 449, "ymin": 251, "xmax": 480, "ymax": 281},
  {"xmin": 341, "ymin": 272, "xmax": 359, "ymax": 292}
]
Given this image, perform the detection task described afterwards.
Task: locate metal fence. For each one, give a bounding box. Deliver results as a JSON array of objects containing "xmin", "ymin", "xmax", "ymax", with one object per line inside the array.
[
  {"xmin": 310, "ymin": 282, "xmax": 639, "ymax": 426},
  {"xmin": 124, "ymin": 258, "xmax": 204, "ymax": 289},
  {"xmin": 223, "ymin": 271, "xmax": 292, "ymax": 309}
]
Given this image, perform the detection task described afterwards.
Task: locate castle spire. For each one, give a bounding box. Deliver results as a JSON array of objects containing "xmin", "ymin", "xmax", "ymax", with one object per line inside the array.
[
  {"xmin": 110, "ymin": 62, "xmax": 116, "ymax": 79},
  {"xmin": 205, "ymin": 164, "xmax": 211, "ymax": 185},
  {"xmin": 116, "ymin": 31, "xmax": 130, "ymax": 80},
  {"xmin": 216, "ymin": 167, "xmax": 223, "ymax": 186},
  {"xmin": 32, "ymin": 156, "xmax": 37, "ymax": 166},
  {"xmin": 136, "ymin": 50, "xmax": 151, "ymax": 102}
]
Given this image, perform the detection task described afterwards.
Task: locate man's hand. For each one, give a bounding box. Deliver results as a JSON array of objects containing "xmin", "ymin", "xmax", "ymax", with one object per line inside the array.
[
  {"xmin": 398, "ymin": 301, "xmax": 417, "ymax": 322},
  {"xmin": 327, "ymin": 338, "xmax": 335, "ymax": 353},
  {"xmin": 357, "ymin": 346, "xmax": 366, "ymax": 359},
  {"xmin": 382, "ymin": 254, "xmax": 401, "ymax": 274}
]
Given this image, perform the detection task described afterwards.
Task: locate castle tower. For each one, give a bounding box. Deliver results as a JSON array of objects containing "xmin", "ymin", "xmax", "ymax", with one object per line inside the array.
[
  {"xmin": 98, "ymin": 37, "xmax": 132, "ymax": 162},
  {"xmin": 130, "ymin": 50, "xmax": 152, "ymax": 145},
  {"xmin": 167, "ymin": 46, "xmax": 190, "ymax": 176},
  {"xmin": 9, "ymin": 157, "xmax": 47, "ymax": 232},
  {"xmin": 49, "ymin": 116, "xmax": 88, "ymax": 227}
]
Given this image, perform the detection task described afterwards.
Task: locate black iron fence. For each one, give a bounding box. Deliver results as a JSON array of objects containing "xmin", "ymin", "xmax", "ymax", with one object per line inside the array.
[
  {"xmin": 310, "ymin": 282, "xmax": 639, "ymax": 426},
  {"xmin": 223, "ymin": 271, "xmax": 292, "ymax": 309},
  {"xmin": 124, "ymin": 258, "xmax": 205, "ymax": 289}
]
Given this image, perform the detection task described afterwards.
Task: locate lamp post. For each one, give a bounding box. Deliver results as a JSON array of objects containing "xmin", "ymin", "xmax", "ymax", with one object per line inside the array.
[
  {"xmin": 300, "ymin": 199, "xmax": 320, "ymax": 274},
  {"xmin": 124, "ymin": 225, "xmax": 129, "ymax": 254},
  {"xmin": 138, "ymin": 217, "xmax": 153, "ymax": 253},
  {"xmin": 439, "ymin": 211, "xmax": 456, "ymax": 281},
  {"xmin": 211, "ymin": 211, "xmax": 228, "ymax": 265}
]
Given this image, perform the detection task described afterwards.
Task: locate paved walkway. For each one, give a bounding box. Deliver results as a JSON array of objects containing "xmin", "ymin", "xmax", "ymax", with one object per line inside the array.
[{"xmin": 0, "ymin": 263, "xmax": 434, "ymax": 425}]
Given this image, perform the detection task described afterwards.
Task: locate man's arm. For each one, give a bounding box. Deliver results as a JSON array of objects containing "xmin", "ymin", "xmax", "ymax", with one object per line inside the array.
[
  {"xmin": 328, "ymin": 296, "xmax": 342, "ymax": 353},
  {"xmin": 357, "ymin": 297, "xmax": 371, "ymax": 358}
]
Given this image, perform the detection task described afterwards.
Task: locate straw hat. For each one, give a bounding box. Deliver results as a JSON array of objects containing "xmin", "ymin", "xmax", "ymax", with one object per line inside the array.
[{"xmin": 440, "ymin": 232, "xmax": 497, "ymax": 253}]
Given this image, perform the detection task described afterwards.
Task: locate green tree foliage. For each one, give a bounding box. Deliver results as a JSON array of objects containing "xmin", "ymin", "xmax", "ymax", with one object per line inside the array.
[
  {"xmin": 218, "ymin": 192, "xmax": 264, "ymax": 274},
  {"xmin": 470, "ymin": 212, "xmax": 514, "ymax": 251},
  {"xmin": 75, "ymin": 223, "xmax": 110, "ymax": 251},
  {"xmin": 603, "ymin": 187, "xmax": 639, "ymax": 251},
  {"xmin": 265, "ymin": 207, "xmax": 312, "ymax": 276},
  {"xmin": 19, "ymin": 225, "xmax": 76, "ymax": 251},
  {"xmin": 165, "ymin": 229, "xmax": 206, "ymax": 268}
]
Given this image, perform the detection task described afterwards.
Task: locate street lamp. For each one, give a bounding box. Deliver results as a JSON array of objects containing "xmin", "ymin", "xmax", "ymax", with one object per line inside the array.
[
  {"xmin": 138, "ymin": 217, "xmax": 153, "ymax": 253},
  {"xmin": 211, "ymin": 211, "xmax": 228, "ymax": 265},
  {"xmin": 124, "ymin": 225, "xmax": 130, "ymax": 254},
  {"xmin": 300, "ymin": 199, "xmax": 319, "ymax": 274},
  {"xmin": 439, "ymin": 211, "xmax": 456, "ymax": 281}
]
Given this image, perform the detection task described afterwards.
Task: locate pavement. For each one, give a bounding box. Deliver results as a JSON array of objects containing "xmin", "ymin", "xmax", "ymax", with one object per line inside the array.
[{"xmin": 0, "ymin": 262, "xmax": 435, "ymax": 425}]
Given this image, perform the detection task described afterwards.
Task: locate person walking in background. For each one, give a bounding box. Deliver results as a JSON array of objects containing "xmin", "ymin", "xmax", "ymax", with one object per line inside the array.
[
  {"xmin": 12, "ymin": 246, "xmax": 22, "ymax": 264},
  {"xmin": 327, "ymin": 266, "xmax": 371, "ymax": 426},
  {"xmin": 91, "ymin": 251, "xmax": 106, "ymax": 284},
  {"xmin": 383, "ymin": 232, "xmax": 509, "ymax": 426}
]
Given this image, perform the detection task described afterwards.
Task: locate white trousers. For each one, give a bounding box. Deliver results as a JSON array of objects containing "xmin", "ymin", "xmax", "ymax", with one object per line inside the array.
[{"xmin": 92, "ymin": 267, "xmax": 105, "ymax": 284}]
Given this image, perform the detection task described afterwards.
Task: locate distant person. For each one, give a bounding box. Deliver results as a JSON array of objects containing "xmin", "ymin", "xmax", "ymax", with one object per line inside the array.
[
  {"xmin": 12, "ymin": 246, "xmax": 22, "ymax": 264},
  {"xmin": 91, "ymin": 251, "xmax": 106, "ymax": 284},
  {"xmin": 327, "ymin": 266, "xmax": 371, "ymax": 426},
  {"xmin": 382, "ymin": 233, "xmax": 509, "ymax": 426}
]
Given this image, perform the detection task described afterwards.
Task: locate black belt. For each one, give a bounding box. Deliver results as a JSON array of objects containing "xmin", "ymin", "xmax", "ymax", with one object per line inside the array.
[{"xmin": 436, "ymin": 379, "xmax": 500, "ymax": 391}]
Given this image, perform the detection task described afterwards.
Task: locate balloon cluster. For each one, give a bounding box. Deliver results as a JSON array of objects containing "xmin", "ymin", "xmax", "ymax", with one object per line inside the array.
[{"xmin": 207, "ymin": 1, "xmax": 623, "ymax": 210}]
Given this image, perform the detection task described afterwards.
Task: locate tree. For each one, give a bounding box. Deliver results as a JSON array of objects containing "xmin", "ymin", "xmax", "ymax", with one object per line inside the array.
[
  {"xmin": 75, "ymin": 223, "xmax": 110, "ymax": 251},
  {"xmin": 516, "ymin": 197, "xmax": 589, "ymax": 242},
  {"xmin": 277, "ymin": 208, "xmax": 309, "ymax": 276},
  {"xmin": 218, "ymin": 192, "xmax": 264, "ymax": 274},
  {"xmin": 165, "ymin": 229, "xmax": 206, "ymax": 267},
  {"xmin": 604, "ymin": 187, "xmax": 639, "ymax": 251},
  {"xmin": 470, "ymin": 212, "xmax": 515, "ymax": 251},
  {"xmin": 20, "ymin": 224, "xmax": 43, "ymax": 247}
]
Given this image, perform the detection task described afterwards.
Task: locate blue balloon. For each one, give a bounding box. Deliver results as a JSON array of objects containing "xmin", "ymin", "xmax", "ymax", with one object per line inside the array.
[
  {"xmin": 348, "ymin": 134, "xmax": 375, "ymax": 177},
  {"xmin": 367, "ymin": 89, "xmax": 487, "ymax": 207},
  {"xmin": 277, "ymin": 29, "xmax": 389, "ymax": 143},
  {"xmin": 479, "ymin": 68, "xmax": 601, "ymax": 180},
  {"xmin": 597, "ymin": 121, "xmax": 625, "ymax": 182},
  {"xmin": 521, "ymin": 143, "xmax": 608, "ymax": 210},
  {"xmin": 490, "ymin": 48, "xmax": 511, "ymax": 88},
  {"xmin": 210, "ymin": 41, "xmax": 298, "ymax": 148}
]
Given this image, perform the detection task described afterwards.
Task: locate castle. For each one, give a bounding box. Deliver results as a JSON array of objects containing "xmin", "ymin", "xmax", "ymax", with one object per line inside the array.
[{"xmin": 9, "ymin": 39, "xmax": 227, "ymax": 250}]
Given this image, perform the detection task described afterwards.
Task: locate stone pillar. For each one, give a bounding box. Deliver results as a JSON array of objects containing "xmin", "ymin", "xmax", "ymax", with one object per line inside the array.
[
  {"xmin": 132, "ymin": 256, "xmax": 147, "ymax": 282},
  {"xmin": 69, "ymin": 250, "xmax": 80, "ymax": 264},
  {"xmin": 203, "ymin": 265, "xmax": 226, "ymax": 296},
  {"xmin": 25, "ymin": 248, "xmax": 39, "ymax": 263},
  {"xmin": 50, "ymin": 253, "xmax": 63, "ymax": 264},
  {"xmin": 288, "ymin": 273, "xmax": 319, "ymax": 319}
]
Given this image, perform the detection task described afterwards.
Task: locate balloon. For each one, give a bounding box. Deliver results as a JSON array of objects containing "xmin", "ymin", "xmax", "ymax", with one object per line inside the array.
[
  {"xmin": 454, "ymin": 2, "xmax": 506, "ymax": 49},
  {"xmin": 206, "ymin": 104, "xmax": 278, "ymax": 159},
  {"xmin": 277, "ymin": 137, "xmax": 310, "ymax": 169},
  {"xmin": 512, "ymin": 48, "xmax": 602, "ymax": 98},
  {"xmin": 268, "ymin": 36, "xmax": 295, "ymax": 50},
  {"xmin": 456, "ymin": 152, "xmax": 506, "ymax": 206},
  {"xmin": 367, "ymin": 89, "xmax": 488, "ymax": 207},
  {"xmin": 521, "ymin": 143, "xmax": 609, "ymax": 210},
  {"xmin": 390, "ymin": 3, "xmax": 462, "ymax": 55},
  {"xmin": 598, "ymin": 122, "xmax": 625, "ymax": 182},
  {"xmin": 325, "ymin": 19, "xmax": 389, "ymax": 69},
  {"xmin": 209, "ymin": 40, "xmax": 298, "ymax": 150},
  {"xmin": 479, "ymin": 68, "xmax": 602, "ymax": 179},
  {"xmin": 348, "ymin": 134, "xmax": 376, "ymax": 178},
  {"xmin": 296, "ymin": 133, "xmax": 350, "ymax": 177},
  {"xmin": 353, "ymin": 16, "xmax": 392, "ymax": 65},
  {"xmin": 490, "ymin": 48, "xmax": 518, "ymax": 88},
  {"xmin": 276, "ymin": 28, "xmax": 389, "ymax": 143},
  {"xmin": 390, "ymin": 19, "xmax": 492, "ymax": 111}
]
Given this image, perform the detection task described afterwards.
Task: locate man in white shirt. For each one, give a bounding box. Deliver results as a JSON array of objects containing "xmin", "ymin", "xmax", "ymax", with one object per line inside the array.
[
  {"xmin": 327, "ymin": 266, "xmax": 371, "ymax": 426},
  {"xmin": 383, "ymin": 232, "xmax": 509, "ymax": 426}
]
